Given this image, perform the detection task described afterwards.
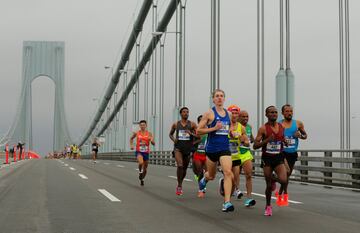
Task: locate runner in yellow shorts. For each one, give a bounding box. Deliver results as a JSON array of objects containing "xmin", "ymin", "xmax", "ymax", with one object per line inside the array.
[{"xmin": 238, "ymin": 110, "xmax": 256, "ymax": 207}]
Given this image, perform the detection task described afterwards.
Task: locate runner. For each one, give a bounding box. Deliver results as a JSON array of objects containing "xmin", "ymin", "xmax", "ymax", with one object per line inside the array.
[
  {"xmin": 91, "ymin": 138, "xmax": 100, "ymax": 163},
  {"xmin": 238, "ymin": 110, "xmax": 256, "ymax": 207},
  {"xmin": 197, "ymin": 89, "xmax": 234, "ymax": 212},
  {"xmin": 130, "ymin": 120, "xmax": 155, "ymax": 186},
  {"xmin": 192, "ymin": 115, "xmax": 207, "ymax": 198},
  {"xmin": 277, "ymin": 104, "xmax": 307, "ymax": 206},
  {"xmin": 254, "ymin": 106, "xmax": 287, "ymax": 216},
  {"xmin": 169, "ymin": 107, "xmax": 197, "ymax": 195}
]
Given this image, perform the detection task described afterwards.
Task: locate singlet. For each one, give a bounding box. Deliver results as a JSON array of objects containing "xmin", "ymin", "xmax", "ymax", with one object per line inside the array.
[
  {"xmin": 174, "ymin": 120, "xmax": 194, "ymax": 154},
  {"xmin": 196, "ymin": 135, "xmax": 208, "ymax": 154},
  {"xmin": 205, "ymin": 107, "xmax": 230, "ymax": 153},
  {"xmin": 262, "ymin": 122, "xmax": 284, "ymax": 156},
  {"xmin": 92, "ymin": 143, "xmax": 99, "ymax": 152},
  {"xmin": 238, "ymin": 124, "xmax": 252, "ymax": 154},
  {"xmin": 229, "ymin": 122, "xmax": 242, "ymax": 161},
  {"xmin": 282, "ymin": 119, "xmax": 299, "ymax": 153},
  {"xmin": 136, "ymin": 130, "xmax": 150, "ymax": 153}
]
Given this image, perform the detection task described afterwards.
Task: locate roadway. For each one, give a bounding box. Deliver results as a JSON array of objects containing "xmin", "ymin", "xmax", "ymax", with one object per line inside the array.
[{"xmin": 0, "ymin": 159, "xmax": 359, "ymax": 233}]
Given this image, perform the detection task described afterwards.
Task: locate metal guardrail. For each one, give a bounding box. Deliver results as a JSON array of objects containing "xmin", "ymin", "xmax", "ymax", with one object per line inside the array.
[{"xmin": 84, "ymin": 150, "xmax": 360, "ymax": 189}]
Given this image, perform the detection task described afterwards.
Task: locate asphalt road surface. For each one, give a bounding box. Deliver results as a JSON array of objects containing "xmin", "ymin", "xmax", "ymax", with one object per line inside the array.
[{"xmin": 0, "ymin": 159, "xmax": 359, "ymax": 233}]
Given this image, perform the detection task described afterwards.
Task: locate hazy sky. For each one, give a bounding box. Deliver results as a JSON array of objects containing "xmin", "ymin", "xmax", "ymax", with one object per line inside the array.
[{"xmin": 1, "ymin": 0, "xmax": 359, "ymax": 155}]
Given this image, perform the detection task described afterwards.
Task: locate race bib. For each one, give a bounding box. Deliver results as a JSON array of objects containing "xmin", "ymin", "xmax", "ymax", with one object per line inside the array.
[
  {"xmin": 266, "ymin": 141, "xmax": 282, "ymax": 154},
  {"xmin": 92, "ymin": 146, "xmax": 97, "ymax": 150},
  {"xmin": 139, "ymin": 142, "xmax": 149, "ymax": 152},
  {"xmin": 178, "ymin": 130, "xmax": 191, "ymax": 141},
  {"xmin": 229, "ymin": 141, "xmax": 239, "ymax": 154},
  {"xmin": 216, "ymin": 121, "xmax": 230, "ymax": 135},
  {"xmin": 284, "ymin": 136, "xmax": 296, "ymax": 148}
]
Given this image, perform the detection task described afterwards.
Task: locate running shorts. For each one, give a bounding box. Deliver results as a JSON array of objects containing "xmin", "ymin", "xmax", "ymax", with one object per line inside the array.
[
  {"xmin": 261, "ymin": 154, "xmax": 285, "ymax": 170},
  {"xmin": 239, "ymin": 150, "xmax": 254, "ymax": 167},
  {"xmin": 136, "ymin": 151, "xmax": 149, "ymax": 161},
  {"xmin": 206, "ymin": 150, "xmax": 231, "ymax": 163},
  {"xmin": 283, "ymin": 151, "xmax": 298, "ymax": 168},
  {"xmin": 193, "ymin": 152, "xmax": 206, "ymax": 162}
]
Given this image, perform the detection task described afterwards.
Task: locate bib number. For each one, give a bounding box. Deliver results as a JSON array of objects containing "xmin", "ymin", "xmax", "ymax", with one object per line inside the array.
[
  {"xmin": 216, "ymin": 122, "xmax": 230, "ymax": 135},
  {"xmin": 178, "ymin": 130, "xmax": 191, "ymax": 141},
  {"xmin": 284, "ymin": 136, "xmax": 296, "ymax": 148},
  {"xmin": 229, "ymin": 141, "xmax": 239, "ymax": 154},
  {"xmin": 266, "ymin": 141, "xmax": 282, "ymax": 154}
]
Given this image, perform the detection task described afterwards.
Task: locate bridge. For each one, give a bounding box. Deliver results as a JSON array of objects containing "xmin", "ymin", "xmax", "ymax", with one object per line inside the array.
[{"xmin": 1, "ymin": 0, "xmax": 360, "ymax": 232}]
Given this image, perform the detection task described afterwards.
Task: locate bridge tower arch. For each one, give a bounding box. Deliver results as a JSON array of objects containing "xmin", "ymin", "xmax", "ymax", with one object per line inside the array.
[{"xmin": 1, "ymin": 41, "xmax": 72, "ymax": 151}]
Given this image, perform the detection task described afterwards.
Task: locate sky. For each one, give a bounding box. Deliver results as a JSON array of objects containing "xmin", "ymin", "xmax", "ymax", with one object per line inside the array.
[{"xmin": 0, "ymin": 0, "xmax": 359, "ymax": 156}]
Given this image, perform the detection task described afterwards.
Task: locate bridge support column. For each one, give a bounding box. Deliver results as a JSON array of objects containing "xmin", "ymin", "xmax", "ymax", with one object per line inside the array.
[
  {"xmin": 324, "ymin": 151, "xmax": 333, "ymax": 185},
  {"xmin": 352, "ymin": 151, "xmax": 360, "ymax": 188},
  {"xmin": 300, "ymin": 151, "xmax": 308, "ymax": 182}
]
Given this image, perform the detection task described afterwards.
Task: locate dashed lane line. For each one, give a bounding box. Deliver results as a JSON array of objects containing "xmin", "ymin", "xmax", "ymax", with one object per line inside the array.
[{"xmin": 98, "ymin": 189, "xmax": 121, "ymax": 202}]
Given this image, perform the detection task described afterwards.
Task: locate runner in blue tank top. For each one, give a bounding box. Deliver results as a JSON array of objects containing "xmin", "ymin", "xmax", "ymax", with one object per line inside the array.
[
  {"xmin": 279, "ymin": 104, "xmax": 307, "ymax": 206},
  {"xmin": 197, "ymin": 89, "xmax": 234, "ymax": 212}
]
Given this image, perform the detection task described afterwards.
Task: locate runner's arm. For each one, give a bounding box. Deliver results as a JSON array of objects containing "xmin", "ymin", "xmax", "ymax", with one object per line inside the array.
[
  {"xmin": 297, "ymin": 120, "xmax": 307, "ymax": 140},
  {"xmin": 240, "ymin": 126, "xmax": 250, "ymax": 147},
  {"xmin": 196, "ymin": 110, "xmax": 221, "ymax": 135},
  {"xmin": 169, "ymin": 123, "xmax": 177, "ymax": 144},
  {"xmin": 253, "ymin": 126, "xmax": 270, "ymax": 149},
  {"xmin": 129, "ymin": 132, "xmax": 137, "ymax": 150},
  {"xmin": 149, "ymin": 132, "xmax": 155, "ymax": 145}
]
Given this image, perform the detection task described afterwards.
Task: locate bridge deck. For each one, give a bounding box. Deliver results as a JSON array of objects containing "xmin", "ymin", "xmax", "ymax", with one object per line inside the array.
[{"xmin": 0, "ymin": 159, "xmax": 359, "ymax": 233}]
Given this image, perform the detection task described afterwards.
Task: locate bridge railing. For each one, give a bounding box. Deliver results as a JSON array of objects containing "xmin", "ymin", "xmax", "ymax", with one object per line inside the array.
[{"xmin": 82, "ymin": 150, "xmax": 360, "ymax": 189}]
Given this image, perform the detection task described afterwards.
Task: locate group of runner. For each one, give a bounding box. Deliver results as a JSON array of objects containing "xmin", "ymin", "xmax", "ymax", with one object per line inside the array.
[{"xmin": 127, "ymin": 89, "xmax": 307, "ymax": 215}]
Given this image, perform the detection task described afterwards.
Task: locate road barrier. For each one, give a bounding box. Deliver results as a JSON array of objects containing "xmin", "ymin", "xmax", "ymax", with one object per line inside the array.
[{"xmin": 82, "ymin": 149, "xmax": 360, "ymax": 189}]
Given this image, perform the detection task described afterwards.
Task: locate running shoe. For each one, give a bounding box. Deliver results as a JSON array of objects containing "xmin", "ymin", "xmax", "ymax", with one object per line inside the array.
[
  {"xmin": 194, "ymin": 174, "xmax": 199, "ymax": 182},
  {"xmin": 197, "ymin": 190, "xmax": 205, "ymax": 198},
  {"xmin": 176, "ymin": 186, "xmax": 183, "ymax": 196},
  {"xmin": 244, "ymin": 198, "xmax": 256, "ymax": 207},
  {"xmin": 140, "ymin": 179, "xmax": 144, "ymax": 186},
  {"xmin": 276, "ymin": 194, "xmax": 283, "ymax": 206},
  {"xmin": 222, "ymin": 202, "xmax": 235, "ymax": 212},
  {"xmin": 235, "ymin": 189, "xmax": 243, "ymax": 199},
  {"xmin": 218, "ymin": 178, "xmax": 224, "ymax": 196},
  {"xmin": 198, "ymin": 177, "xmax": 207, "ymax": 191},
  {"xmin": 282, "ymin": 193, "xmax": 289, "ymax": 206},
  {"xmin": 264, "ymin": 205, "xmax": 272, "ymax": 216}
]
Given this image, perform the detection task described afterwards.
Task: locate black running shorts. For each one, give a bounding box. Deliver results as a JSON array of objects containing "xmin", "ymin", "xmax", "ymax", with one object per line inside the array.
[
  {"xmin": 283, "ymin": 152, "xmax": 298, "ymax": 168},
  {"xmin": 206, "ymin": 150, "xmax": 231, "ymax": 163},
  {"xmin": 261, "ymin": 154, "xmax": 285, "ymax": 170}
]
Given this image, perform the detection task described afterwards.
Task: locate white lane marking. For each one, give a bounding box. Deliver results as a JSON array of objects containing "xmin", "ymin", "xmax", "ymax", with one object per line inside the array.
[
  {"xmin": 251, "ymin": 192, "xmax": 303, "ymax": 204},
  {"xmin": 78, "ymin": 174, "xmax": 88, "ymax": 179},
  {"xmin": 64, "ymin": 164, "xmax": 69, "ymax": 167},
  {"xmin": 69, "ymin": 167, "xmax": 76, "ymax": 171},
  {"xmin": 117, "ymin": 165, "xmax": 125, "ymax": 168},
  {"xmin": 104, "ymin": 163, "xmax": 110, "ymax": 165},
  {"xmin": 98, "ymin": 189, "xmax": 121, "ymax": 202},
  {"xmin": 168, "ymin": 176, "xmax": 193, "ymax": 182}
]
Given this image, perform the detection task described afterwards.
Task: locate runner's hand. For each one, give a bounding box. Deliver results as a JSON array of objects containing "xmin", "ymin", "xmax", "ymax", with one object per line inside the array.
[
  {"xmin": 294, "ymin": 131, "xmax": 302, "ymax": 138},
  {"xmin": 214, "ymin": 121, "xmax": 223, "ymax": 130}
]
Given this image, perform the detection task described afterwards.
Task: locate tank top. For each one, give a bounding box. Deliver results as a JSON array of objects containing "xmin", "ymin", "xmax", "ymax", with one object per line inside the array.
[
  {"xmin": 196, "ymin": 135, "xmax": 208, "ymax": 154},
  {"xmin": 282, "ymin": 119, "xmax": 299, "ymax": 153},
  {"xmin": 237, "ymin": 124, "xmax": 252, "ymax": 154},
  {"xmin": 91, "ymin": 143, "xmax": 98, "ymax": 151},
  {"xmin": 175, "ymin": 120, "xmax": 194, "ymax": 153},
  {"xmin": 205, "ymin": 107, "xmax": 230, "ymax": 153},
  {"xmin": 229, "ymin": 122, "xmax": 242, "ymax": 160},
  {"xmin": 262, "ymin": 122, "xmax": 284, "ymax": 156},
  {"xmin": 136, "ymin": 130, "xmax": 150, "ymax": 153}
]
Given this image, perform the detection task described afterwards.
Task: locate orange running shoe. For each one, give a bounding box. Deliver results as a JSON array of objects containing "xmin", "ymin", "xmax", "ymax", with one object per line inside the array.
[
  {"xmin": 276, "ymin": 194, "xmax": 283, "ymax": 206},
  {"xmin": 282, "ymin": 193, "xmax": 289, "ymax": 206}
]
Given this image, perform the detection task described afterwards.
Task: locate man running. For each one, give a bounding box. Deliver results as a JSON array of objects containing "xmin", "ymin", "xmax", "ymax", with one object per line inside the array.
[
  {"xmin": 197, "ymin": 89, "xmax": 234, "ymax": 212},
  {"xmin": 277, "ymin": 104, "xmax": 307, "ymax": 206},
  {"xmin": 169, "ymin": 107, "xmax": 197, "ymax": 195},
  {"xmin": 130, "ymin": 120, "xmax": 155, "ymax": 186},
  {"xmin": 192, "ymin": 115, "xmax": 207, "ymax": 198},
  {"xmin": 92, "ymin": 138, "xmax": 100, "ymax": 163},
  {"xmin": 238, "ymin": 110, "xmax": 256, "ymax": 207},
  {"xmin": 254, "ymin": 106, "xmax": 287, "ymax": 216}
]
